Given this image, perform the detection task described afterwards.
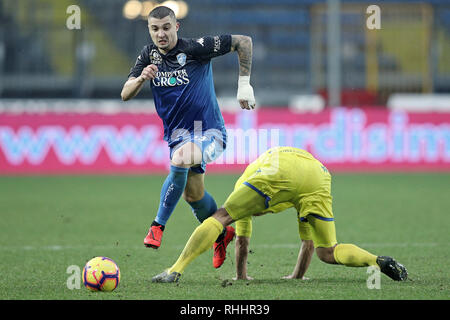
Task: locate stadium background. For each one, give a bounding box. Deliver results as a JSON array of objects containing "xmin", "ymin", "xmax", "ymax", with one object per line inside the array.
[
  {"xmin": 0, "ymin": 0, "xmax": 449, "ymax": 301},
  {"xmin": 1, "ymin": 0, "xmax": 449, "ymax": 173}
]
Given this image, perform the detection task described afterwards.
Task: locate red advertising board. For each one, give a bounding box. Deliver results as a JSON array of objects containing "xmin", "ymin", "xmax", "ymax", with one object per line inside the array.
[{"xmin": 1, "ymin": 107, "xmax": 449, "ymax": 174}]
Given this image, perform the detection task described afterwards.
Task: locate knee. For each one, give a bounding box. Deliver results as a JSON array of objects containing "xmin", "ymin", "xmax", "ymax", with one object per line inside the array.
[
  {"xmin": 171, "ymin": 153, "xmax": 190, "ymax": 167},
  {"xmin": 316, "ymin": 246, "xmax": 336, "ymax": 264},
  {"xmin": 172, "ymin": 144, "xmax": 202, "ymax": 167},
  {"xmin": 212, "ymin": 208, "xmax": 233, "ymax": 227}
]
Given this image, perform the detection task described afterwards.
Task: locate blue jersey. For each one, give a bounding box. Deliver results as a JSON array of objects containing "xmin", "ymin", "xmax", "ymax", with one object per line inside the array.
[{"xmin": 128, "ymin": 35, "xmax": 232, "ymax": 147}]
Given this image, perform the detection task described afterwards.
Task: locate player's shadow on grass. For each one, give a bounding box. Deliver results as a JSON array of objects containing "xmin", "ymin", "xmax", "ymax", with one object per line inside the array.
[
  {"xmin": 147, "ymin": 276, "xmax": 366, "ymax": 287},
  {"xmin": 224, "ymin": 277, "xmax": 367, "ymax": 287},
  {"xmin": 210, "ymin": 277, "xmax": 364, "ymax": 287}
]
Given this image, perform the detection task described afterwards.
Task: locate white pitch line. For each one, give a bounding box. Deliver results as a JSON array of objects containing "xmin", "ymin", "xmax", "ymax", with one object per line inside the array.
[
  {"xmin": 249, "ymin": 242, "xmax": 440, "ymax": 249},
  {"xmin": 0, "ymin": 242, "xmax": 441, "ymax": 251}
]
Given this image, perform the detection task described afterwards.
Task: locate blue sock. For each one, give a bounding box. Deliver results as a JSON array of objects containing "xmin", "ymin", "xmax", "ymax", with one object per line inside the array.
[
  {"xmin": 188, "ymin": 191, "xmax": 217, "ymax": 223},
  {"xmin": 154, "ymin": 165, "xmax": 189, "ymax": 226},
  {"xmin": 188, "ymin": 191, "xmax": 226, "ymax": 241}
]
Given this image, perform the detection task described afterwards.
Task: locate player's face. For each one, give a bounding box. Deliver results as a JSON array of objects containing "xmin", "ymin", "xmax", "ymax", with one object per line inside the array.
[{"xmin": 148, "ymin": 16, "xmax": 179, "ymax": 54}]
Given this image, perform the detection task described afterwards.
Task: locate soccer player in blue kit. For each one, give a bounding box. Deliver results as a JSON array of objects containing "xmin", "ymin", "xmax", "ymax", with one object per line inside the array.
[{"xmin": 121, "ymin": 6, "xmax": 255, "ymax": 268}]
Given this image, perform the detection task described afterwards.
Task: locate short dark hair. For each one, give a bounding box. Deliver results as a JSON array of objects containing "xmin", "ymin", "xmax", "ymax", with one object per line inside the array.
[{"xmin": 148, "ymin": 6, "xmax": 176, "ymax": 21}]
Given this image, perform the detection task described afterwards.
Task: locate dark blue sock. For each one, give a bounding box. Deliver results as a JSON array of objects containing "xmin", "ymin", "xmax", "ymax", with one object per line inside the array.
[
  {"xmin": 188, "ymin": 191, "xmax": 217, "ymax": 223},
  {"xmin": 154, "ymin": 165, "xmax": 189, "ymax": 226},
  {"xmin": 188, "ymin": 191, "xmax": 226, "ymax": 241}
]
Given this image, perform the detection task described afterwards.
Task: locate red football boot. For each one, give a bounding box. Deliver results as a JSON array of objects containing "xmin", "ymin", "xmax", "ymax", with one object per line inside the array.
[
  {"xmin": 213, "ymin": 226, "xmax": 236, "ymax": 268},
  {"xmin": 144, "ymin": 225, "xmax": 164, "ymax": 249}
]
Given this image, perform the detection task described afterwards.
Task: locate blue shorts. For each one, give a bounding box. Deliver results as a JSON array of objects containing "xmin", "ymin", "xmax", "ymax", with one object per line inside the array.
[{"xmin": 169, "ymin": 131, "xmax": 227, "ymax": 174}]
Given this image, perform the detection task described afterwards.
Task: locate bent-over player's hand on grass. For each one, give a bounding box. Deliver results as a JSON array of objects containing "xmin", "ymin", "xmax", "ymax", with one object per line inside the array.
[
  {"xmin": 282, "ymin": 274, "xmax": 310, "ymax": 280},
  {"xmin": 232, "ymin": 275, "xmax": 254, "ymax": 281}
]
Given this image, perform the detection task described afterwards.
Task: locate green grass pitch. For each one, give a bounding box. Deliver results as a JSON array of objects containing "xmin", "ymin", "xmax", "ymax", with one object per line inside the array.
[{"xmin": 0, "ymin": 173, "xmax": 449, "ymax": 300}]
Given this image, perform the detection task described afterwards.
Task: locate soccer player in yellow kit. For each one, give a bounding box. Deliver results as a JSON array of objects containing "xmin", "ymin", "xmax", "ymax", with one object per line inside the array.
[{"xmin": 152, "ymin": 147, "xmax": 408, "ymax": 283}]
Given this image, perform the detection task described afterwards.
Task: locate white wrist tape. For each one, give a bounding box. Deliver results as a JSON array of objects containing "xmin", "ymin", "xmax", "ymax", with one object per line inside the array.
[
  {"xmin": 237, "ymin": 76, "xmax": 256, "ymax": 107},
  {"xmin": 238, "ymin": 76, "xmax": 251, "ymax": 87}
]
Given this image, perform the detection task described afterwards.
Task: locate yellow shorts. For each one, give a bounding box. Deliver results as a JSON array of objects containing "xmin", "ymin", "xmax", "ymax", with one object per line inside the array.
[
  {"xmin": 228, "ymin": 184, "xmax": 337, "ymax": 247},
  {"xmin": 224, "ymin": 147, "xmax": 336, "ymax": 247},
  {"xmin": 297, "ymin": 213, "xmax": 337, "ymax": 248}
]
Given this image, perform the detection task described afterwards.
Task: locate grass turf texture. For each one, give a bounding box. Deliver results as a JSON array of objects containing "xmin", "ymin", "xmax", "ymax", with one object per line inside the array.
[{"xmin": 0, "ymin": 173, "xmax": 449, "ymax": 300}]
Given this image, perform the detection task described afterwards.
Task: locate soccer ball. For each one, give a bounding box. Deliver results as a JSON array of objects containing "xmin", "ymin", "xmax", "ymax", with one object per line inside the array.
[{"xmin": 82, "ymin": 256, "xmax": 120, "ymax": 292}]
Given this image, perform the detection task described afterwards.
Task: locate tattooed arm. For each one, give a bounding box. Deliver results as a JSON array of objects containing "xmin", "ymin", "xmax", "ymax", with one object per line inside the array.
[
  {"xmin": 230, "ymin": 35, "xmax": 255, "ymax": 109},
  {"xmin": 230, "ymin": 35, "xmax": 253, "ymax": 76}
]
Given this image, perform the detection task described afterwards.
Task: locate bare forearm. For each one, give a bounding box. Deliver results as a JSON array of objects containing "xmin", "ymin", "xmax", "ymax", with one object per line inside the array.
[
  {"xmin": 291, "ymin": 240, "xmax": 314, "ymax": 279},
  {"xmin": 231, "ymin": 35, "xmax": 252, "ymax": 76},
  {"xmin": 235, "ymin": 236, "xmax": 250, "ymax": 279},
  {"xmin": 121, "ymin": 76, "xmax": 146, "ymax": 101},
  {"xmin": 122, "ymin": 64, "xmax": 158, "ymax": 101}
]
